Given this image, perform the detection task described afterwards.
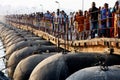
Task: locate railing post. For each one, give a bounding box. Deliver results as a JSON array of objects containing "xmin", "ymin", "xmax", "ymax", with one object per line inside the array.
[
  {"xmin": 114, "ymin": 13, "xmax": 118, "ymax": 37},
  {"xmin": 84, "ymin": 19, "xmax": 86, "ymax": 40},
  {"xmin": 118, "ymin": 13, "xmax": 120, "ymax": 38},
  {"xmin": 57, "ymin": 17, "xmax": 60, "ymax": 52}
]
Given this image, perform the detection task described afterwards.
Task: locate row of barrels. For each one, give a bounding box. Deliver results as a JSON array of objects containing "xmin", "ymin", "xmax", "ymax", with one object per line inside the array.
[
  {"xmin": 0, "ymin": 22, "xmax": 120, "ymax": 80},
  {"xmin": 0, "ymin": 22, "xmax": 62, "ymax": 80}
]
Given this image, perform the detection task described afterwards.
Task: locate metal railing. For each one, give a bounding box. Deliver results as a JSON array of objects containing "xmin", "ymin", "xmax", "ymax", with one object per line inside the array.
[{"xmin": 5, "ymin": 13, "xmax": 120, "ymax": 41}]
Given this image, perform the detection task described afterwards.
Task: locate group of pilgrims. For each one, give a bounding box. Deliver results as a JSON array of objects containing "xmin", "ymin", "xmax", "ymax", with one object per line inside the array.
[{"xmin": 6, "ymin": 1, "xmax": 120, "ymax": 40}]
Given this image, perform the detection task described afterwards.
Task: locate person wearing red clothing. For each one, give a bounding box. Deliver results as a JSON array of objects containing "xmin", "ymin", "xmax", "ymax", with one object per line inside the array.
[
  {"xmin": 84, "ymin": 10, "xmax": 90, "ymax": 39},
  {"xmin": 74, "ymin": 10, "xmax": 84, "ymax": 40}
]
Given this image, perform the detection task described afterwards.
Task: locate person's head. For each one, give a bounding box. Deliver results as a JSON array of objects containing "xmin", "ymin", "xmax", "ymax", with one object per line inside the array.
[
  {"xmin": 104, "ymin": 3, "xmax": 109, "ymax": 9},
  {"xmin": 102, "ymin": 7, "xmax": 104, "ymax": 10},
  {"xmin": 75, "ymin": 12, "xmax": 79, "ymax": 16},
  {"xmin": 99, "ymin": 6, "xmax": 101, "ymax": 10},
  {"xmin": 115, "ymin": 1, "xmax": 119, "ymax": 6},
  {"xmin": 84, "ymin": 10, "xmax": 87, "ymax": 16},
  {"xmin": 57, "ymin": 9, "xmax": 60, "ymax": 16},
  {"xmin": 51, "ymin": 12, "xmax": 55, "ymax": 16},
  {"xmin": 79, "ymin": 10, "xmax": 83, "ymax": 16},
  {"xmin": 92, "ymin": 2, "xmax": 96, "ymax": 8},
  {"xmin": 61, "ymin": 10, "xmax": 65, "ymax": 14},
  {"xmin": 47, "ymin": 10, "xmax": 50, "ymax": 14},
  {"xmin": 70, "ymin": 12, "xmax": 72, "ymax": 15}
]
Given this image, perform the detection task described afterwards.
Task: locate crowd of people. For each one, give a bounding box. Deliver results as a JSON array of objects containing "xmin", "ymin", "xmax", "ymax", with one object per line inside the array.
[{"xmin": 6, "ymin": 1, "xmax": 120, "ymax": 40}]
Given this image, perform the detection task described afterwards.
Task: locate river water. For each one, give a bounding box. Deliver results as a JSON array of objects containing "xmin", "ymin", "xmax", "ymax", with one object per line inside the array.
[{"xmin": 0, "ymin": 39, "xmax": 7, "ymax": 76}]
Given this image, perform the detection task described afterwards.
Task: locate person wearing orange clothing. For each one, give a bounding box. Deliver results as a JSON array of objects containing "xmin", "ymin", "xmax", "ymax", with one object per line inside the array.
[
  {"xmin": 74, "ymin": 10, "xmax": 84, "ymax": 40},
  {"xmin": 78, "ymin": 10, "xmax": 84, "ymax": 32},
  {"xmin": 84, "ymin": 10, "xmax": 90, "ymax": 39},
  {"xmin": 74, "ymin": 12, "xmax": 79, "ymax": 40},
  {"xmin": 74, "ymin": 12, "xmax": 79, "ymax": 31}
]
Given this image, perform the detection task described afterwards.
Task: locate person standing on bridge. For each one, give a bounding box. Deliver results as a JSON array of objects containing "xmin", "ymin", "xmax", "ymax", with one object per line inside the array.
[
  {"xmin": 74, "ymin": 10, "xmax": 84, "ymax": 40},
  {"xmin": 51, "ymin": 12, "xmax": 55, "ymax": 34},
  {"xmin": 84, "ymin": 10, "xmax": 90, "ymax": 39},
  {"xmin": 89, "ymin": 2, "xmax": 99, "ymax": 38},
  {"xmin": 101, "ymin": 3, "xmax": 111, "ymax": 37},
  {"xmin": 61, "ymin": 10, "xmax": 68, "ymax": 33},
  {"xmin": 113, "ymin": 1, "xmax": 120, "ymax": 38},
  {"xmin": 44, "ymin": 11, "xmax": 52, "ymax": 33}
]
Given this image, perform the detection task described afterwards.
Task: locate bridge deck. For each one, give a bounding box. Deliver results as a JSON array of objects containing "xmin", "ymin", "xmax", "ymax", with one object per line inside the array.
[{"xmin": 11, "ymin": 22, "xmax": 120, "ymax": 54}]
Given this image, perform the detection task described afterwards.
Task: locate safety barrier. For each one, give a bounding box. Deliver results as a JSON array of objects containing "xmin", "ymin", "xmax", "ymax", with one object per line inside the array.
[{"xmin": 5, "ymin": 13, "xmax": 120, "ymax": 41}]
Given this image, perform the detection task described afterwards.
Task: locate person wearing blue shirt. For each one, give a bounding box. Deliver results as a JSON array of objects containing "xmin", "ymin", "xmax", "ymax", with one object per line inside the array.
[
  {"xmin": 101, "ymin": 3, "xmax": 111, "ymax": 37},
  {"xmin": 44, "ymin": 11, "xmax": 51, "ymax": 21}
]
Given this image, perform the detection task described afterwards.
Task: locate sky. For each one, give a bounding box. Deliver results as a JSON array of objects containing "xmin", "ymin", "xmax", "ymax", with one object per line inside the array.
[{"xmin": 0, "ymin": 0, "xmax": 118, "ymax": 15}]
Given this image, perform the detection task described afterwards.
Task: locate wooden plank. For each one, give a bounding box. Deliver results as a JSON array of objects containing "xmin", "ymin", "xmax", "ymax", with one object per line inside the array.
[{"xmin": 10, "ymin": 22, "xmax": 120, "ymax": 54}]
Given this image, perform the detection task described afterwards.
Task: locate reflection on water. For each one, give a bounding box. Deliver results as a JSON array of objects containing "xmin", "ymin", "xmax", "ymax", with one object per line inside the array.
[{"xmin": 0, "ymin": 39, "xmax": 7, "ymax": 76}]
